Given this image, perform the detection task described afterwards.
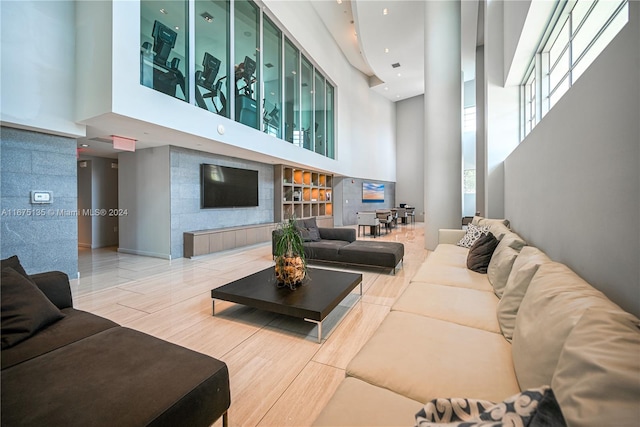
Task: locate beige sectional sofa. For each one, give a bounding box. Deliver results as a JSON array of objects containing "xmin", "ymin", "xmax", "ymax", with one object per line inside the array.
[{"xmin": 313, "ymin": 217, "xmax": 640, "ymax": 427}]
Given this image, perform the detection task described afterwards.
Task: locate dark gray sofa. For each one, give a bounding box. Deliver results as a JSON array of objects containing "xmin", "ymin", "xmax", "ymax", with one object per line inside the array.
[
  {"xmin": 1, "ymin": 257, "xmax": 230, "ymax": 427},
  {"xmin": 272, "ymin": 218, "xmax": 404, "ymax": 273}
]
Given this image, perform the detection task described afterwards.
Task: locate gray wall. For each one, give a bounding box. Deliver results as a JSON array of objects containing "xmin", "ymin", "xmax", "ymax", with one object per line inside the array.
[
  {"xmin": 77, "ymin": 157, "xmax": 119, "ymax": 248},
  {"xmin": 0, "ymin": 127, "xmax": 78, "ymax": 278},
  {"xmin": 118, "ymin": 146, "xmax": 171, "ymax": 258},
  {"xmin": 504, "ymin": 2, "xmax": 640, "ymax": 317},
  {"xmin": 169, "ymin": 146, "xmax": 274, "ymax": 258},
  {"xmin": 335, "ymin": 176, "xmax": 396, "ymax": 226}
]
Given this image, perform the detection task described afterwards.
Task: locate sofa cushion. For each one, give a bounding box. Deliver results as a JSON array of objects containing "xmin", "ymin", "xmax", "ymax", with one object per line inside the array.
[
  {"xmin": 551, "ymin": 307, "xmax": 640, "ymax": 427},
  {"xmin": 296, "ymin": 218, "xmax": 321, "ymax": 242},
  {"xmin": 487, "ymin": 235, "xmax": 523, "ymax": 297},
  {"xmin": 1, "ymin": 308, "xmax": 118, "ymax": 369},
  {"xmin": 346, "ymin": 312, "xmax": 520, "ymax": 403},
  {"xmin": 466, "ymin": 232, "xmax": 498, "ymax": 273},
  {"xmin": 1, "ymin": 267, "xmax": 65, "ymax": 349},
  {"xmin": 411, "ymin": 262, "xmax": 493, "ymax": 292},
  {"xmin": 428, "ymin": 243, "xmax": 469, "ymax": 267},
  {"xmin": 392, "ymin": 283, "xmax": 501, "ymax": 333},
  {"xmin": 1, "ymin": 327, "xmax": 230, "ymax": 427},
  {"xmin": 338, "ymin": 241, "xmax": 404, "ymax": 268},
  {"xmin": 456, "ymin": 223, "xmax": 489, "ymax": 248},
  {"xmin": 512, "ymin": 262, "xmax": 621, "ymax": 390},
  {"xmin": 471, "ymin": 216, "xmax": 510, "ymax": 229},
  {"xmin": 312, "ymin": 377, "xmax": 421, "ymax": 427},
  {"xmin": 304, "ymin": 240, "xmax": 348, "ymax": 262},
  {"xmin": 497, "ymin": 246, "xmax": 551, "ymax": 341}
]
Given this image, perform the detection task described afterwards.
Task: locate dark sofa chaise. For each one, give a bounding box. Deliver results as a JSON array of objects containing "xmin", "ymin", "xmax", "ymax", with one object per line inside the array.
[
  {"xmin": 1, "ymin": 256, "xmax": 230, "ymax": 427},
  {"xmin": 272, "ymin": 218, "xmax": 404, "ymax": 273}
]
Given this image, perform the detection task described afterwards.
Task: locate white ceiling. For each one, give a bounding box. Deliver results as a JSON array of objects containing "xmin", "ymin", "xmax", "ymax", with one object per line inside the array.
[
  {"xmin": 312, "ymin": 0, "xmax": 479, "ymax": 102},
  {"xmin": 78, "ymin": 0, "xmax": 480, "ymax": 158}
]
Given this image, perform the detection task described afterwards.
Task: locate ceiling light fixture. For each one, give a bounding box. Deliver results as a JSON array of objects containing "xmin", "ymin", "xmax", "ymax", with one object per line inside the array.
[
  {"xmin": 397, "ymin": 73, "xmax": 402, "ymax": 77},
  {"xmin": 384, "ymin": 48, "xmax": 389, "ymax": 53},
  {"xmin": 160, "ymin": 8, "xmax": 168, "ymax": 14},
  {"xmin": 383, "ymin": 8, "xmax": 389, "ymax": 15},
  {"xmin": 175, "ymin": 26, "xmax": 180, "ymax": 30},
  {"xmin": 80, "ymin": 144, "xmax": 89, "ymax": 147},
  {"xmin": 336, "ymin": 0, "xmax": 342, "ymax": 4}
]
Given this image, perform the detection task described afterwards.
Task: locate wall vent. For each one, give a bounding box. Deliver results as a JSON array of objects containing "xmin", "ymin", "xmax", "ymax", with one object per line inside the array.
[{"xmin": 391, "ymin": 62, "xmax": 401, "ymax": 68}]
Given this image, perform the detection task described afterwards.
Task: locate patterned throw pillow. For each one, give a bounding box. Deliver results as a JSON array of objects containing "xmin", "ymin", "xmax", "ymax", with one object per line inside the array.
[
  {"xmin": 415, "ymin": 386, "xmax": 566, "ymax": 427},
  {"xmin": 456, "ymin": 223, "xmax": 490, "ymax": 248}
]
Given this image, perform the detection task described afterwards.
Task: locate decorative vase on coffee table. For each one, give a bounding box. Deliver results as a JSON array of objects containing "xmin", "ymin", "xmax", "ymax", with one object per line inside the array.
[{"xmin": 274, "ymin": 217, "xmax": 307, "ymax": 290}]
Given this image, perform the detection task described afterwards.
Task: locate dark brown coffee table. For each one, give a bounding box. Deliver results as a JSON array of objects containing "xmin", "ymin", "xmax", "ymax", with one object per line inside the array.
[{"xmin": 211, "ymin": 267, "xmax": 362, "ymax": 343}]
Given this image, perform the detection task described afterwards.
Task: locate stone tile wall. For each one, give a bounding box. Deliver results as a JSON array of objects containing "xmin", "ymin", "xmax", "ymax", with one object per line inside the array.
[{"xmin": 1, "ymin": 127, "xmax": 78, "ymax": 278}]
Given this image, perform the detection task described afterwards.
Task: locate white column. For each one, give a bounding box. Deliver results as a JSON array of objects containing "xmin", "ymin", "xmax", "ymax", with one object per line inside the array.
[{"xmin": 424, "ymin": 0, "xmax": 462, "ymax": 250}]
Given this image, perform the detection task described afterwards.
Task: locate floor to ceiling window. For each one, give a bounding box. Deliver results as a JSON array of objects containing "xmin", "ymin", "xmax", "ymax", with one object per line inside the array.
[
  {"xmin": 140, "ymin": 0, "xmax": 189, "ymax": 102},
  {"xmin": 194, "ymin": 0, "xmax": 230, "ymax": 117},
  {"xmin": 233, "ymin": 0, "xmax": 260, "ymax": 129},
  {"xmin": 262, "ymin": 16, "xmax": 282, "ymax": 138},
  {"xmin": 284, "ymin": 37, "xmax": 300, "ymax": 146},
  {"xmin": 139, "ymin": 0, "xmax": 335, "ymax": 158}
]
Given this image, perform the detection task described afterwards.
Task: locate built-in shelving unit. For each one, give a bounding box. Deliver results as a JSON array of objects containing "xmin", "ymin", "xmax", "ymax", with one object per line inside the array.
[{"xmin": 275, "ymin": 165, "xmax": 333, "ymax": 227}]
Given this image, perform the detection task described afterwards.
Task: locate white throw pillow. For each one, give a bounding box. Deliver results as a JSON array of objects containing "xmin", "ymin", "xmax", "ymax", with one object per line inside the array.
[{"xmin": 456, "ymin": 223, "xmax": 489, "ymax": 248}]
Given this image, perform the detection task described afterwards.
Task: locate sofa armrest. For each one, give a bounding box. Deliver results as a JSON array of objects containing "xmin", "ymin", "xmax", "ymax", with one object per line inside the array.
[
  {"xmin": 29, "ymin": 271, "xmax": 73, "ymax": 309},
  {"xmin": 319, "ymin": 227, "xmax": 356, "ymax": 243},
  {"xmin": 438, "ymin": 229, "xmax": 466, "ymax": 245}
]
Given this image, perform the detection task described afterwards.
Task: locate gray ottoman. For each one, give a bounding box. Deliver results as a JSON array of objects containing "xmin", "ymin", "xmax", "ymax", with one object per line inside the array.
[{"xmin": 338, "ymin": 241, "xmax": 404, "ymax": 273}]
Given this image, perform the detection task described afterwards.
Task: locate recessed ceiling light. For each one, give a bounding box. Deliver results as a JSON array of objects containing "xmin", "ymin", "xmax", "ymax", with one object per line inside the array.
[
  {"xmin": 384, "ymin": 48, "xmax": 389, "ymax": 53},
  {"xmin": 397, "ymin": 73, "xmax": 402, "ymax": 77},
  {"xmin": 175, "ymin": 26, "xmax": 180, "ymax": 30},
  {"xmin": 336, "ymin": 0, "xmax": 342, "ymax": 4},
  {"xmin": 384, "ymin": 87, "xmax": 389, "ymax": 91},
  {"xmin": 80, "ymin": 144, "xmax": 89, "ymax": 147},
  {"xmin": 396, "ymin": 95, "xmax": 400, "ymax": 98},
  {"xmin": 383, "ymin": 8, "xmax": 389, "ymax": 15},
  {"xmin": 160, "ymin": 8, "xmax": 168, "ymax": 14}
]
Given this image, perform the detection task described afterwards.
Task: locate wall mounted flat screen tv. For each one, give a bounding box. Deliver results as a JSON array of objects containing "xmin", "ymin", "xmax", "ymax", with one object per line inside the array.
[{"xmin": 201, "ymin": 164, "xmax": 259, "ymax": 208}]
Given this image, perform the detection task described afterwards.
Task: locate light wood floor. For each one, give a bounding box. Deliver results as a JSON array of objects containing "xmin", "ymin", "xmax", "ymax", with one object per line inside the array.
[{"xmin": 72, "ymin": 222, "xmax": 429, "ymax": 427}]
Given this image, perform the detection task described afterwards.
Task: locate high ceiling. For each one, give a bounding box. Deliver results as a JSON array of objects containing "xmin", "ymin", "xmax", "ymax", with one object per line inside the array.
[{"xmin": 311, "ymin": 0, "xmax": 479, "ymax": 102}]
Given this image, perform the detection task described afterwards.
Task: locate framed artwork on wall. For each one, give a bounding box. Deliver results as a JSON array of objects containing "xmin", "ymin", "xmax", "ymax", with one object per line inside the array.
[{"xmin": 362, "ymin": 182, "xmax": 384, "ymax": 203}]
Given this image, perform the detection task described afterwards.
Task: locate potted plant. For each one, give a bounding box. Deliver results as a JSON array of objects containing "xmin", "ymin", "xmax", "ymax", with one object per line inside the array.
[{"xmin": 274, "ymin": 217, "xmax": 307, "ymax": 290}]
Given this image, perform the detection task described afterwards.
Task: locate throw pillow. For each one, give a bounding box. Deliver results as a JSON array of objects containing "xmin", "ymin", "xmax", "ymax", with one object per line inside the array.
[
  {"xmin": 303, "ymin": 217, "xmax": 321, "ymax": 242},
  {"xmin": 415, "ymin": 386, "xmax": 566, "ymax": 427},
  {"xmin": 466, "ymin": 232, "xmax": 498, "ymax": 273},
  {"xmin": 457, "ymin": 223, "xmax": 489, "ymax": 248},
  {"xmin": 1, "ymin": 255, "xmax": 35, "ymax": 285},
  {"xmin": 1, "ymin": 267, "xmax": 65, "ymax": 349}
]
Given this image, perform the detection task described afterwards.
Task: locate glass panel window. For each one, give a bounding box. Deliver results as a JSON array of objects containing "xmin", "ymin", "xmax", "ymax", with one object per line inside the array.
[
  {"xmin": 314, "ymin": 71, "xmax": 326, "ymax": 155},
  {"xmin": 234, "ymin": 0, "xmax": 260, "ymax": 129},
  {"xmin": 284, "ymin": 38, "xmax": 300, "ymax": 145},
  {"xmin": 300, "ymin": 55, "xmax": 313, "ymax": 151},
  {"xmin": 326, "ymin": 83, "xmax": 335, "ymax": 159},
  {"xmin": 140, "ymin": 0, "xmax": 188, "ymax": 101},
  {"xmin": 573, "ymin": 1, "xmax": 628, "ymax": 81},
  {"xmin": 262, "ymin": 16, "xmax": 282, "ymax": 138},
  {"xmin": 522, "ymin": 0, "xmax": 628, "ymax": 139},
  {"xmin": 194, "ymin": 0, "xmax": 229, "ymax": 117},
  {"xmin": 549, "ymin": 48, "xmax": 570, "ymax": 92},
  {"xmin": 549, "ymin": 18, "xmax": 570, "ymax": 69}
]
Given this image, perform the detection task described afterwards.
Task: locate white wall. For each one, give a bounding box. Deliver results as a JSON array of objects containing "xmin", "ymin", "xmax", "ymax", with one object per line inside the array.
[
  {"xmin": 0, "ymin": 0, "xmax": 85, "ymax": 137},
  {"xmin": 504, "ymin": 2, "xmax": 640, "ymax": 317},
  {"xmin": 118, "ymin": 146, "xmax": 171, "ymax": 259},
  {"xmin": 483, "ymin": 0, "xmax": 520, "ymax": 219}
]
